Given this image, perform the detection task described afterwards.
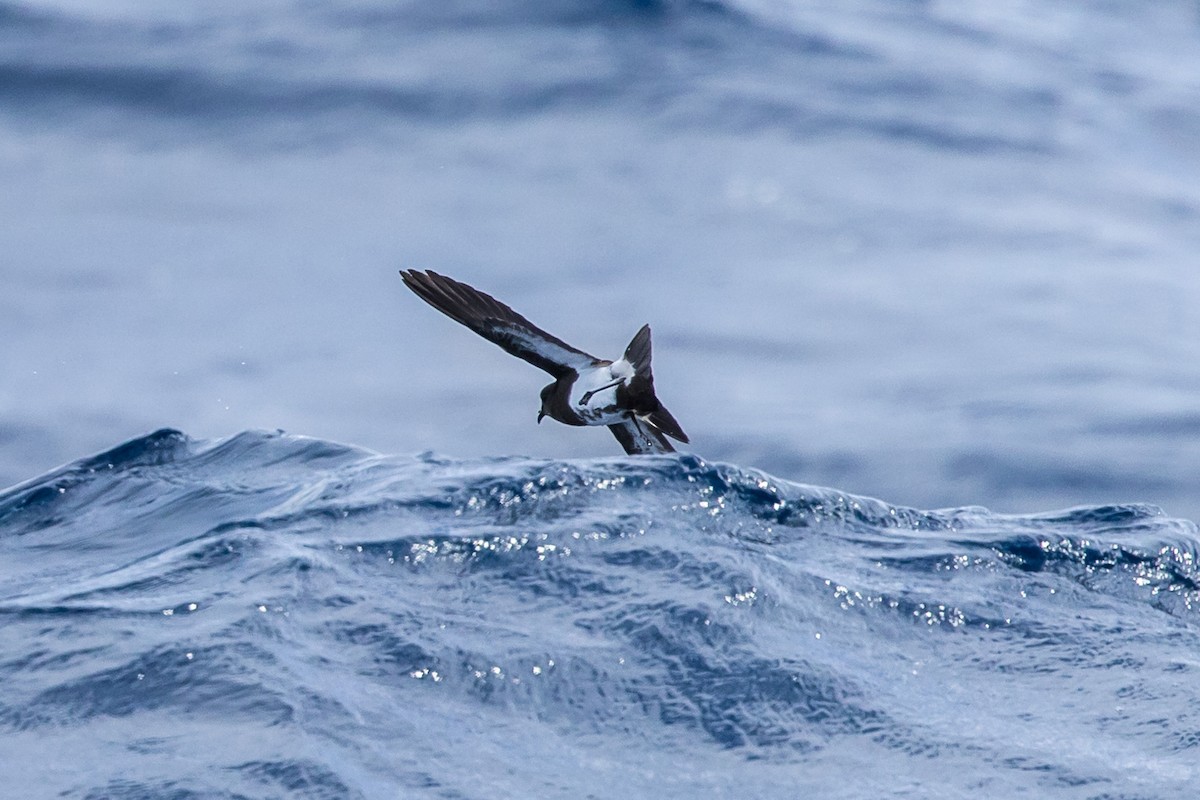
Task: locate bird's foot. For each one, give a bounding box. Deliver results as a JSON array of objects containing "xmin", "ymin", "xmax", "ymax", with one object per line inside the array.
[{"xmin": 578, "ymin": 379, "xmax": 623, "ymax": 406}]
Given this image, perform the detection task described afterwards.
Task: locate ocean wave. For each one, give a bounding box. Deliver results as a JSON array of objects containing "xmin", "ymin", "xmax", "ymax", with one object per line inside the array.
[
  {"xmin": 2, "ymin": 428, "xmax": 1195, "ymax": 610},
  {"xmin": 3, "ymin": 429, "xmax": 1199, "ymax": 796}
]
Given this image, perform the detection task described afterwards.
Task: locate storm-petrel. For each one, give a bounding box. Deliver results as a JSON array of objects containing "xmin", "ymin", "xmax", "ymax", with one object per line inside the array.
[{"xmin": 400, "ymin": 270, "xmax": 689, "ymax": 455}]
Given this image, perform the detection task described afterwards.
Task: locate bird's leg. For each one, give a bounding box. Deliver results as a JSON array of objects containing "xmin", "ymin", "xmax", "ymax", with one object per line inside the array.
[{"xmin": 579, "ymin": 379, "xmax": 623, "ymax": 406}]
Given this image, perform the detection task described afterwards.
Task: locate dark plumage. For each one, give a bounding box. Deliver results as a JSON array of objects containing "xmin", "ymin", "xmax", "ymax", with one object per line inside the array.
[{"xmin": 400, "ymin": 270, "xmax": 688, "ymax": 455}]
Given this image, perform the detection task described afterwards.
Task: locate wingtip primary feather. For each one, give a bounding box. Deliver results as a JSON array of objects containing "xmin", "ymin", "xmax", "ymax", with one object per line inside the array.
[
  {"xmin": 649, "ymin": 405, "xmax": 688, "ymax": 444},
  {"xmin": 399, "ymin": 269, "xmax": 599, "ymax": 378}
]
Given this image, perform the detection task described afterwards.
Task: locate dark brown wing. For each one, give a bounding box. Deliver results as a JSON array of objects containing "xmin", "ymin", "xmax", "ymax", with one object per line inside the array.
[
  {"xmin": 647, "ymin": 405, "xmax": 688, "ymax": 444},
  {"xmin": 401, "ymin": 270, "xmax": 598, "ymax": 378},
  {"xmin": 608, "ymin": 417, "xmax": 676, "ymax": 455}
]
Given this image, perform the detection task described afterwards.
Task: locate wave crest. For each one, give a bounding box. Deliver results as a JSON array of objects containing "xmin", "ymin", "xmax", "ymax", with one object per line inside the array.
[{"xmin": 3, "ymin": 429, "xmax": 1200, "ymax": 795}]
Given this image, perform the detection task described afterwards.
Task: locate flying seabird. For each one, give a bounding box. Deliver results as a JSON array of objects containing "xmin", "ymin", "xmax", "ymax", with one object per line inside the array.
[{"xmin": 399, "ymin": 270, "xmax": 689, "ymax": 455}]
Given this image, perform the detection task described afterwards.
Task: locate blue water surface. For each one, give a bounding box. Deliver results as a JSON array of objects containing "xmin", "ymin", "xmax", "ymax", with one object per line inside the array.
[{"xmin": 2, "ymin": 429, "xmax": 1199, "ymax": 798}]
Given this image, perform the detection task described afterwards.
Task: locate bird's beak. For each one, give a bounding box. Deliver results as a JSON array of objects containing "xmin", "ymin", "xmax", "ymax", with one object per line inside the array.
[{"xmin": 537, "ymin": 410, "xmax": 545, "ymax": 424}]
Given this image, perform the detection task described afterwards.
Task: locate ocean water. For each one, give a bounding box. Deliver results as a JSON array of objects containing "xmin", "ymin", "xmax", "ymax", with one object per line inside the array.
[
  {"xmin": 3, "ymin": 429, "xmax": 1200, "ymax": 798},
  {"xmin": 4, "ymin": 0, "xmax": 1200, "ymax": 796},
  {"xmin": 4, "ymin": 0, "xmax": 1200, "ymax": 519}
]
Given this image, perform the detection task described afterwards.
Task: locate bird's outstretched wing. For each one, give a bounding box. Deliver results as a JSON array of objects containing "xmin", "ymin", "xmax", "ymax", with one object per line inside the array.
[
  {"xmin": 608, "ymin": 417, "xmax": 676, "ymax": 455},
  {"xmin": 401, "ymin": 270, "xmax": 598, "ymax": 378}
]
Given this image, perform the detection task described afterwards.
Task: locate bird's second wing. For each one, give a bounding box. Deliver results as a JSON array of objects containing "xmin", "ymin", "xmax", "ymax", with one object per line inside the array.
[
  {"xmin": 608, "ymin": 417, "xmax": 676, "ymax": 455},
  {"xmin": 401, "ymin": 270, "xmax": 598, "ymax": 378}
]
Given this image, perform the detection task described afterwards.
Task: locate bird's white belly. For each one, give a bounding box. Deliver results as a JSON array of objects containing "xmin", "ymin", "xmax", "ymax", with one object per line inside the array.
[{"xmin": 571, "ymin": 363, "xmax": 631, "ymax": 425}]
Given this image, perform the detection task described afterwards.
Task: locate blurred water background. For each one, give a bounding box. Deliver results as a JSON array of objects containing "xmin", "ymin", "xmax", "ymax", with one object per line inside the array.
[
  {"xmin": 3, "ymin": 0, "xmax": 1199, "ymax": 519},
  {"xmin": 3, "ymin": 0, "xmax": 1200, "ymax": 797}
]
